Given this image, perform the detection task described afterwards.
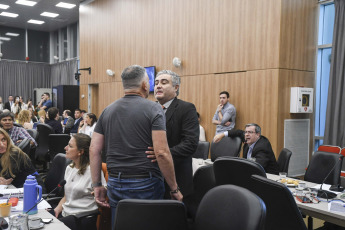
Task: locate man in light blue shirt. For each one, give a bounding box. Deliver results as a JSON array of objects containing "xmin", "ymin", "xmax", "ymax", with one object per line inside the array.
[{"xmin": 212, "ymin": 91, "xmax": 236, "ymax": 135}]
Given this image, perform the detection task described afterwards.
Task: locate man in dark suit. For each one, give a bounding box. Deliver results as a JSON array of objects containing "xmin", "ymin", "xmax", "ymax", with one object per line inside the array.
[
  {"xmin": 214, "ymin": 123, "xmax": 279, "ymax": 174},
  {"xmin": 151, "ymin": 70, "xmax": 199, "ymax": 198},
  {"xmin": 70, "ymin": 108, "xmax": 83, "ymax": 133},
  {"xmin": 4, "ymin": 95, "xmax": 14, "ymax": 111}
]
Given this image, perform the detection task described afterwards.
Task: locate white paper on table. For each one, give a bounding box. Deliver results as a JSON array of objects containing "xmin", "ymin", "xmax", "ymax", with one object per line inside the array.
[
  {"xmin": 0, "ymin": 185, "xmax": 8, "ymax": 190},
  {"xmin": 311, "ymin": 184, "xmax": 342, "ymax": 194},
  {"xmin": 0, "ymin": 199, "xmax": 52, "ymax": 213},
  {"xmin": 0, "ymin": 188, "xmax": 24, "ymax": 198},
  {"xmin": 328, "ymin": 201, "xmax": 345, "ymax": 213}
]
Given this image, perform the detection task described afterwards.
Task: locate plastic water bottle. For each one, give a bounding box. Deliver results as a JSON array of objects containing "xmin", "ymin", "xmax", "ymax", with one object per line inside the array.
[{"xmin": 23, "ymin": 175, "xmax": 42, "ymax": 215}]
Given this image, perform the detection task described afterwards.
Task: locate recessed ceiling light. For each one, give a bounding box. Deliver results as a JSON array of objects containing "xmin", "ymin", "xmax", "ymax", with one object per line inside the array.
[
  {"xmin": 56, "ymin": 2, "xmax": 76, "ymax": 9},
  {"xmin": 40, "ymin": 12, "xmax": 59, "ymax": 18},
  {"xmin": 5, "ymin": 33, "xmax": 20, "ymax": 37},
  {"xmin": 0, "ymin": 12, "xmax": 19, "ymax": 18},
  {"xmin": 28, "ymin": 19, "xmax": 45, "ymax": 24},
  {"xmin": 0, "ymin": 37, "xmax": 11, "ymax": 41},
  {"xmin": 16, "ymin": 0, "xmax": 37, "ymax": 6},
  {"xmin": 0, "ymin": 4, "xmax": 10, "ymax": 9}
]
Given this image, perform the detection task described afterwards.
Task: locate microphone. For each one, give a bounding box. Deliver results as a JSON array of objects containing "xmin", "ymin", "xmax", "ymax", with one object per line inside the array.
[
  {"xmin": 26, "ymin": 180, "xmax": 66, "ymax": 214},
  {"xmin": 317, "ymin": 156, "xmax": 344, "ymax": 199}
]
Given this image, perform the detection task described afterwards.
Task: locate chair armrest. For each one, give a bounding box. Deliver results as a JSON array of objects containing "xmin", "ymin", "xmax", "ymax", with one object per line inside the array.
[{"xmin": 74, "ymin": 209, "xmax": 100, "ymax": 219}]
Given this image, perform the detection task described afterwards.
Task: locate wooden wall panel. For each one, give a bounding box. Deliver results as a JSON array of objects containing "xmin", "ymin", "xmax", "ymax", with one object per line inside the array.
[
  {"xmin": 79, "ymin": 84, "xmax": 88, "ymax": 111},
  {"xmin": 279, "ymin": 0, "xmax": 317, "ymax": 71}
]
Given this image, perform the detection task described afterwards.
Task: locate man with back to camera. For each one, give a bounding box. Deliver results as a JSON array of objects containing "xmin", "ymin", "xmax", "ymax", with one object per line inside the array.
[
  {"xmin": 89, "ymin": 65, "xmax": 182, "ymax": 225},
  {"xmin": 61, "ymin": 110, "xmax": 75, "ymax": 134},
  {"xmin": 212, "ymin": 91, "xmax": 236, "ymax": 135},
  {"xmin": 213, "ymin": 123, "xmax": 279, "ymax": 174},
  {"xmin": 70, "ymin": 109, "xmax": 83, "ymax": 133},
  {"xmin": 4, "ymin": 95, "xmax": 14, "ymax": 111},
  {"xmin": 0, "ymin": 111, "xmax": 37, "ymax": 147},
  {"xmin": 150, "ymin": 70, "xmax": 199, "ymax": 199},
  {"xmin": 37, "ymin": 92, "xmax": 52, "ymax": 112},
  {"xmin": 45, "ymin": 107, "xmax": 63, "ymax": 134}
]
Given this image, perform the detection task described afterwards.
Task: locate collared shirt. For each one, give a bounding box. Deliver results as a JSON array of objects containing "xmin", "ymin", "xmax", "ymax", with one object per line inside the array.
[
  {"xmin": 213, "ymin": 102, "xmax": 236, "ymax": 135},
  {"xmin": 247, "ymin": 140, "xmax": 259, "ymax": 159},
  {"xmin": 161, "ymin": 98, "xmax": 174, "ymax": 114},
  {"xmin": 74, "ymin": 117, "xmax": 82, "ymax": 125},
  {"xmin": 8, "ymin": 126, "xmax": 37, "ymax": 146}
]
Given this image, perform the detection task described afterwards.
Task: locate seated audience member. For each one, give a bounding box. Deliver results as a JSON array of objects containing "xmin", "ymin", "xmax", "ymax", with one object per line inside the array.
[
  {"xmin": 28, "ymin": 107, "xmax": 38, "ymax": 123},
  {"xmin": 0, "ymin": 97, "xmax": 4, "ymax": 111},
  {"xmin": 45, "ymin": 107, "xmax": 63, "ymax": 134},
  {"xmin": 52, "ymin": 133, "xmax": 106, "ymax": 230},
  {"xmin": 38, "ymin": 92, "xmax": 52, "ymax": 112},
  {"xmin": 0, "ymin": 128, "xmax": 44, "ymax": 189},
  {"xmin": 11, "ymin": 96, "xmax": 23, "ymax": 116},
  {"xmin": 213, "ymin": 123, "xmax": 279, "ymax": 175},
  {"xmin": 197, "ymin": 112, "xmax": 206, "ymax": 141},
  {"xmin": 4, "ymin": 95, "xmax": 14, "ymax": 111},
  {"xmin": 17, "ymin": 110, "xmax": 33, "ymax": 130},
  {"xmin": 0, "ymin": 111, "xmax": 37, "ymax": 147},
  {"xmin": 78, "ymin": 113, "xmax": 97, "ymax": 137},
  {"xmin": 81, "ymin": 110, "xmax": 87, "ymax": 117},
  {"xmin": 62, "ymin": 110, "xmax": 74, "ymax": 134},
  {"xmin": 37, "ymin": 110, "xmax": 46, "ymax": 123},
  {"xmin": 70, "ymin": 109, "xmax": 83, "ymax": 134},
  {"xmin": 23, "ymin": 98, "xmax": 34, "ymax": 111}
]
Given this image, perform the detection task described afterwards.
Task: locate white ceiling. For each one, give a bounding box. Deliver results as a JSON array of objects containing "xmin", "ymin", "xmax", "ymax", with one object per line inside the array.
[{"xmin": 0, "ymin": 0, "xmax": 82, "ymax": 32}]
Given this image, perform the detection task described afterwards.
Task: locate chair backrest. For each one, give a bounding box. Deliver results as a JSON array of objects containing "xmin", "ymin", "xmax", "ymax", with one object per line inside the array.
[
  {"xmin": 210, "ymin": 136, "xmax": 242, "ymax": 161},
  {"xmin": 185, "ymin": 164, "xmax": 216, "ymax": 219},
  {"xmin": 213, "ymin": 157, "xmax": 266, "ymax": 191},
  {"xmin": 44, "ymin": 153, "xmax": 72, "ymax": 196},
  {"xmin": 250, "ymin": 175, "xmax": 307, "ymax": 230},
  {"xmin": 18, "ymin": 138, "xmax": 31, "ymax": 156},
  {"xmin": 114, "ymin": 199, "xmax": 188, "ymax": 230},
  {"xmin": 35, "ymin": 123, "xmax": 54, "ymax": 162},
  {"xmin": 318, "ymin": 145, "xmax": 341, "ymax": 154},
  {"xmin": 277, "ymin": 148, "xmax": 292, "ymax": 174},
  {"xmin": 304, "ymin": 151, "xmax": 343, "ymax": 185},
  {"xmin": 195, "ymin": 185, "xmax": 266, "ymax": 230},
  {"xmin": 192, "ymin": 141, "xmax": 210, "ymax": 159},
  {"xmin": 48, "ymin": 134, "xmax": 71, "ymax": 160},
  {"xmin": 27, "ymin": 129, "xmax": 39, "ymax": 142}
]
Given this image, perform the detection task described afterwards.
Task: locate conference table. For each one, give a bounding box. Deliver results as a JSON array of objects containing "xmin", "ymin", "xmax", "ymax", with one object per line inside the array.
[{"xmin": 192, "ymin": 158, "xmax": 345, "ymax": 227}]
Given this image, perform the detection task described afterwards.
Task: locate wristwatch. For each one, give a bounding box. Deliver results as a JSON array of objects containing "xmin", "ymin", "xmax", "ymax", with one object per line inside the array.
[
  {"xmin": 91, "ymin": 182, "xmax": 102, "ymax": 189},
  {"xmin": 170, "ymin": 186, "xmax": 180, "ymax": 194}
]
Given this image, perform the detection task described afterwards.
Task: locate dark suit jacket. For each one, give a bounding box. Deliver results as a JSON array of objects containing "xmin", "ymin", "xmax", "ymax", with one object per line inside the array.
[
  {"xmin": 4, "ymin": 102, "xmax": 12, "ymax": 111},
  {"xmin": 165, "ymin": 98, "xmax": 199, "ymax": 196},
  {"xmin": 70, "ymin": 117, "xmax": 83, "ymax": 133},
  {"xmin": 243, "ymin": 136, "xmax": 279, "ymax": 175}
]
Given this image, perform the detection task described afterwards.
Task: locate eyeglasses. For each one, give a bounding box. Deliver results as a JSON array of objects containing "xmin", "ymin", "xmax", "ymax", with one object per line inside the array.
[{"xmin": 244, "ymin": 131, "xmax": 255, "ymax": 134}]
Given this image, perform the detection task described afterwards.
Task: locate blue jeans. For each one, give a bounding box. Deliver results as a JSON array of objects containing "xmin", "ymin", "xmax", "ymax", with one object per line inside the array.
[{"xmin": 107, "ymin": 172, "xmax": 165, "ymax": 229}]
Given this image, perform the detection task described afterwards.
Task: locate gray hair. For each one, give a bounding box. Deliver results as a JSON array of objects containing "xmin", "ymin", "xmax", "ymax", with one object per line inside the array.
[
  {"xmin": 245, "ymin": 123, "xmax": 261, "ymax": 134},
  {"xmin": 156, "ymin": 70, "xmax": 181, "ymax": 96},
  {"xmin": 0, "ymin": 111, "xmax": 15, "ymax": 121},
  {"xmin": 121, "ymin": 65, "xmax": 147, "ymax": 90}
]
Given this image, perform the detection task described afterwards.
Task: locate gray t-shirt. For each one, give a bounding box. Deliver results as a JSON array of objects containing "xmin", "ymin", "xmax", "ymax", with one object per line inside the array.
[
  {"xmin": 94, "ymin": 94, "xmax": 166, "ymax": 180},
  {"xmin": 213, "ymin": 102, "xmax": 236, "ymax": 135}
]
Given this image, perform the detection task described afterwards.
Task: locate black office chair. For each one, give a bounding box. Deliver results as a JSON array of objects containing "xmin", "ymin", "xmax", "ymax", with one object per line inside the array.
[
  {"xmin": 213, "ymin": 157, "xmax": 266, "ymax": 191},
  {"xmin": 192, "ymin": 141, "xmax": 210, "ymax": 160},
  {"xmin": 277, "ymin": 148, "xmax": 292, "ymax": 174},
  {"xmin": 304, "ymin": 151, "xmax": 343, "ymax": 185},
  {"xmin": 27, "ymin": 129, "xmax": 39, "ymax": 141},
  {"xmin": 210, "ymin": 136, "xmax": 242, "ymax": 161},
  {"xmin": 48, "ymin": 134, "xmax": 70, "ymax": 161},
  {"xmin": 26, "ymin": 129, "xmax": 39, "ymax": 162},
  {"xmin": 114, "ymin": 199, "xmax": 188, "ymax": 230},
  {"xmin": 194, "ymin": 185, "xmax": 266, "ymax": 230},
  {"xmin": 250, "ymin": 175, "xmax": 307, "ymax": 230},
  {"xmin": 35, "ymin": 123, "xmax": 54, "ymax": 170},
  {"xmin": 18, "ymin": 138, "xmax": 31, "ymax": 156},
  {"xmin": 184, "ymin": 164, "xmax": 216, "ymax": 219}
]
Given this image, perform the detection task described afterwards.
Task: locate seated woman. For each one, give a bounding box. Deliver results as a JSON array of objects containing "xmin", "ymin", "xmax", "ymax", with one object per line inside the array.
[
  {"xmin": 28, "ymin": 107, "xmax": 38, "ymax": 123},
  {"xmin": 18, "ymin": 110, "xmax": 33, "ymax": 130},
  {"xmin": 53, "ymin": 133, "xmax": 106, "ymax": 230},
  {"xmin": 78, "ymin": 113, "xmax": 97, "ymax": 137},
  {"xmin": 0, "ymin": 128, "xmax": 44, "ymax": 190}
]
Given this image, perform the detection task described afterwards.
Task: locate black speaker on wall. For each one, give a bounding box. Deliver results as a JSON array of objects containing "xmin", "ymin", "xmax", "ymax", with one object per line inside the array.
[{"xmin": 52, "ymin": 85, "xmax": 80, "ymax": 115}]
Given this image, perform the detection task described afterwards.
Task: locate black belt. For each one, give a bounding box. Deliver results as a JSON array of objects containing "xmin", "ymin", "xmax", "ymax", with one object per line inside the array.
[{"xmin": 109, "ymin": 172, "xmax": 151, "ymax": 179}]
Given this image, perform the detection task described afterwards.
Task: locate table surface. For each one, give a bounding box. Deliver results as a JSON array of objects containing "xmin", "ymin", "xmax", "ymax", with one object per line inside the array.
[{"xmin": 192, "ymin": 158, "xmax": 345, "ymax": 227}]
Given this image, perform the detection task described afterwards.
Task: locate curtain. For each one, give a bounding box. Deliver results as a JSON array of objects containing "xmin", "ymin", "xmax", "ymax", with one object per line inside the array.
[
  {"xmin": 50, "ymin": 59, "xmax": 78, "ymax": 87},
  {"xmin": 323, "ymin": 0, "xmax": 345, "ymax": 147},
  {"xmin": 0, "ymin": 60, "xmax": 51, "ymax": 102}
]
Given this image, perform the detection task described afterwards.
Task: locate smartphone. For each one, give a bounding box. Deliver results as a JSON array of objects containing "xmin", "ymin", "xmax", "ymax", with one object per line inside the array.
[{"xmin": 41, "ymin": 218, "xmax": 53, "ymax": 224}]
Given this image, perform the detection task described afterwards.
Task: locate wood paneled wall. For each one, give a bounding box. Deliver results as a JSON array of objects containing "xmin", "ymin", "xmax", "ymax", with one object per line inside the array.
[{"xmin": 79, "ymin": 0, "xmax": 317, "ymax": 156}]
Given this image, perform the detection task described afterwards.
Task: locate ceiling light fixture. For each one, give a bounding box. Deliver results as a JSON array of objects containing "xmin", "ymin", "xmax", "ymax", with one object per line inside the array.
[
  {"xmin": 28, "ymin": 19, "xmax": 45, "ymax": 24},
  {"xmin": 0, "ymin": 4, "xmax": 10, "ymax": 9},
  {"xmin": 5, "ymin": 33, "xmax": 20, "ymax": 37},
  {"xmin": 0, "ymin": 12, "xmax": 19, "ymax": 18},
  {"xmin": 41, "ymin": 12, "xmax": 59, "ymax": 18},
  {"xmin": 16, "ymin": 0, "xmax": 37, "ymax": 7},
  {"xmin": 56, "ymin": 2, "xmax": 76, "ymax": 9},
  {"xmin": 0, "ymin": 37, "xmax": 11, "ymax": 41}
]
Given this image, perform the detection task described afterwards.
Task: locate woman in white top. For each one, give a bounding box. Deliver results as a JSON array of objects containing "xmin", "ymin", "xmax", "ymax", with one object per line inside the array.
[
  {"xmin": 78, "ymin": 113, "xmax": 97, "ymax": 137},
  {"xmin": 11, "ymin": 96, "xmax": 23, "ymax": 116},
  {"xmin": 23, "ymin": 98, "xmax": 35, "ymax": 111},
  {"xmin": 0, "ymin": 97, "xmax": 4, "ymax": 111},
  {"xmin": 53, "ymin": 133, "xmax": 106, "ymax": 230}
]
